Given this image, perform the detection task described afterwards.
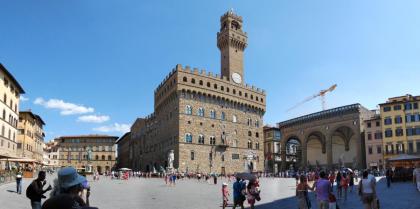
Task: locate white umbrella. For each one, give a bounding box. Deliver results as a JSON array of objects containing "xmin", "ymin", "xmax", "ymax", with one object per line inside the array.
[{"xmin": 119, "ymin": 168, "xmax": 132, "ymax": 171}]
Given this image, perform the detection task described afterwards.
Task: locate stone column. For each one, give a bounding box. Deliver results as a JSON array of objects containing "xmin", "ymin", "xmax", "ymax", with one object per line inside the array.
[
  {"xmin": 301, "ymin": 142, "xmax": 307, "ymax": 169},
  {"xmin": 326, "ymin": 134, "xmax": 333, "ymax": 169},
  {"xmin": 280, "ymin": 142, "xmax": 287, "ymax": 171}
]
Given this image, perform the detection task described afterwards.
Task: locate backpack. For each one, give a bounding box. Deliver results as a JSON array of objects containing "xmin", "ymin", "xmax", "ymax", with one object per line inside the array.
[{"xmin": 26, "ymin": 181, "xmax": 36, "ymax": 200}]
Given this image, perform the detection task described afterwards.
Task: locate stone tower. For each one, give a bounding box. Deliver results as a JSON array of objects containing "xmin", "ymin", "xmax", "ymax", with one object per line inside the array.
[{"xmin": 217, "ymin": 10, "xmax": 247, "ymax": 84}]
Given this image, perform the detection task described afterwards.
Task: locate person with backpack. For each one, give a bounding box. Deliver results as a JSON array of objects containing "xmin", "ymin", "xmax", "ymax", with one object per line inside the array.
[
  {"xmin": 232, "ymin": 177, "xmax": 245, "ymax": 209},
  {"xmin": 27, "ymin": 171, "xmax": 52, "ymax": 209}
]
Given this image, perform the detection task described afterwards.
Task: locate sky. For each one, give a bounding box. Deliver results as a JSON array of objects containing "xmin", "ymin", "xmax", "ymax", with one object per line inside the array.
[{"xmin": 1, "ymin": 0, "xmax": 419, "ymax": 141}]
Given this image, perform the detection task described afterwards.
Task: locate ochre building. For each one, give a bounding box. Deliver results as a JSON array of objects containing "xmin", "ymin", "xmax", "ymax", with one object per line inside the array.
[
  {"xmin": 129, "ymin": 11, "xmax": 266, "ymax": 174},
  {"xmin": 379, "ymin": 94, "xmax": 420, "ymax": 163},
  {"xmin": 56, "ymin": 135, "xmax": 118, "ymax": 174},
  {"xmin": 17, "ymin": 110, "xmax": 46, "ymax": 164}
]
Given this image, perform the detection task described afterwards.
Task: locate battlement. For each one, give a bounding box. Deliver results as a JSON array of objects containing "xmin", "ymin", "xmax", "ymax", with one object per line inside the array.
[
  {"xmin": 175, "ymin": 64, "xmax": 265, "ymax": 95},
  {"xmin": 220, "ymin": 10, "xmax": 243, "ymax": 22}
]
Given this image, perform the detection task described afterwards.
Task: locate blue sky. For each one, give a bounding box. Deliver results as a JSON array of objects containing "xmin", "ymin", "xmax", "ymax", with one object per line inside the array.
[{"xmin": 1, "ymin": 1, "xmax": 419, "ymax": 141}]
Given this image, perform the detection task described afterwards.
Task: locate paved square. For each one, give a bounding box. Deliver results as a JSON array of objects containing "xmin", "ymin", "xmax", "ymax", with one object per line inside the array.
[{"xmin": 1, "ymin": 175, "xmax": 419, "ymax": 209}]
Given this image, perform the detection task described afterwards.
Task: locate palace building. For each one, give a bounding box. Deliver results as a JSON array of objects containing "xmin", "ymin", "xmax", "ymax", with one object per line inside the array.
[{"xmin": 129, "ymin": 11, "xmax": 266, "ymax": 174}]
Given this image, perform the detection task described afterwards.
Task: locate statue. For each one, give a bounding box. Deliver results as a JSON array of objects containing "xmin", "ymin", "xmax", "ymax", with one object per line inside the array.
[
  {"xmin": 168, "ymin": 150, "xmax": 174, "ymax": 169},
  {"xmin": 87, "ymin": 147, "xmax": 92, "ymax": 162}
]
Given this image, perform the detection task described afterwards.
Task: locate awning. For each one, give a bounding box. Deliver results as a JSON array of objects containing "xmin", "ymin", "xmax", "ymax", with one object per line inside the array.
[
  {"xmin": 0, "ymin": 158, "xmax": 37, "ymax": 163},
  {"xmin": 387, "ymin": 154, "xmax": 420, "ymax": 161}
]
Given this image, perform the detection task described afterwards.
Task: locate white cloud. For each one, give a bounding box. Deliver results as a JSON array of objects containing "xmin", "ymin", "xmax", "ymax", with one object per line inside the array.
[
  {"xmin": 34, "ymin": 97, "xmax": 94, "ymax": 115},
  {"xmin": 20, "ymin": 96, "xmax": 29, "ymax": 102},
  {"xmin": 93, "ymin": 123, "xmax": 130, "ymax": 133},
  {"xmin": 78, "ymin": 115, "xmax": 110, "ymax": 123}
]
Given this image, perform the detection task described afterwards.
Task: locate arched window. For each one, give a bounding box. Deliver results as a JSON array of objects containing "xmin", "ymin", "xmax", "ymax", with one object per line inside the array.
[
  {"xmin": 108, "ymin": 155, "xmax": 112, "ymax": 160},
  {"xmin": 214, "ymin": 84, "xmax": 217, "ymax": 89},
  {"xmin": 261, "ymin": 98, "xmax": 264, "ymax": 102},
  {"xmin": 185, "ymin": 133, "xmax": 192, "ymax": 143},
  {"xmin": 185, "ymin": 105, "xmax": 192, "ymax": 115},
  {"xmin": 95, "ymin": 155, "xmax": 99, "ymax": 160},
  {"xmin": 232, "ymin": 115, "xmax": 237, "ymax": 123},
  {"xmin": 247, "ymin": 118, "xmax": 252, "ymax": 126},
  {"xmin": 255, "ymin": 120, "xmax": 260, "ymax": 128},
  {"xmin": 198, "ymin": 134, "xmax": 205, "ymax": 144},
  {"xmin": 197, "ymin": 107, "xmax": 204, "ymax": 117},
  {"xmin": 255, "ymin": 142, "xmax": 260, "ymax": 150},
  {"xmin": 251, "ymin": 95, "xmax": 254, "ymax": 99},
  {"xmin": 221, "ymin": 112, "xmax": 226, "ymax": 121},
  {"xmin": 248, "ymin": 131, "xmax": 252, "ymax": 137},
  {"xmin": 226, "ymin": 87, "xmax": 230, "ymax": 92},
  {"xmin": 233, "ymin": 89, "xmax": 236, "ymax": 94},
  {"xmin": 191, "ymin": 151, "xmax": 195, "ymax": 160},
  {"xmin": 256, "ymin": 96, "xmax": 259, "ymax": 101},
  {"xmin": 191, "ymin": 78, "xmax": 195, "ymax": 84},
  {"xmin": 183, "ymin": 77, "xmax": 187, "ymax": 82},
  {"xmin": 210, "ymin": 136, "xmax": 216, "ymax": 145},
  {"xmin": 248, "ymin": 140, "xmax": 252, "ymax": 149},
  {"xmin": 256, "ymin": 132, "xmax": 259, "ymax": 138},
  {"xmin": 239, "ymin": 91, "xmax": 242, "ymax": 96},
  {"xmin": 221, "ymin": 86, "xmax": 224, "ymax": 91},
  {"xmin": 102, "ymin": 155, "xmax": 105, "ymax": 160},
  {"xmin": 245, "ymin": 93, "xmax": 248, "ymax": 98},
  {"xmin": 207, "ymin": 82, "xmax": 211, "ymax": 87},
  {"xmin": 199, "ymin": 80, "xmax": 203, "ymax": 85},
  {"xmin": 210, "ymin": 110, "xmax": 216, "ymax": 119}
]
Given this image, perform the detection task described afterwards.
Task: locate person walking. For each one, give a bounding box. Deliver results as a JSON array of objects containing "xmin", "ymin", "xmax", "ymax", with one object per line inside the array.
[
  {"xmin": 232, "ymin": 177, "xmax": 245, "ymax": 209},
  {"xmin": 413, "ymin": 163, "xmax": 420, "ymax": 192},
  {"xmin": 358, "ymin": 170, "xmax": 377, "ymax": 209},
  {"xmin": 328, "ymin": 171, "xmax": 335, "ymax": 192},
  {"xmin": 16, "ymin": 168, "xmax": 23, "ymax": 194},
  {"xmin": 313, "ymin": 171, "xmax": 331, "ymax": 209},
  {"xmin": 27, "ymin": 171, "xmax": 52, "ymax": 209},
  {"xmin": 335, "ymin": 172, "xmax": 342, "ymax": 199},
  {"xmin": 222, "ymin": 182, "xmax": 230, "ymax": 209},
  {"xmin": 385, "ymin": 168, "xmax": 392, "ymax": 188},
  {"xmin": 349, "ymin": 172, "xmax": 355, "ymax": 193},
  {"xmin": 296, "ymin": 175, "xmax": 312, "ymax": 209},
  {"xmin": 246, "ymin": 179, "xmax": 258, "ymax": 209},
  {"xmin": 340, "ymin": 172, "xmax": 349, "ymax": 201}
]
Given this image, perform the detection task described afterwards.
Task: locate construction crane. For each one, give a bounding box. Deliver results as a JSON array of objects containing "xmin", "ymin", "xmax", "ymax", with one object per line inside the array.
[{"xmin": 287, "ymin": 84, "xmax": 337, "ymax": 112}]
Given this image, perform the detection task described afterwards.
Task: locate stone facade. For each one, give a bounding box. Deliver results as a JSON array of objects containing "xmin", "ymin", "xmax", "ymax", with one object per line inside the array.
[
  {"xmin": 56, "ymin": 135, "xmax": 118, "ymax": 174},
  {"xmin": 0, "ymin": 63, "xmax": 25, "ymax": 170},
  {"xmin": 363, "ymin": 113, "xmax": 384, "ymax": 169},
  {"xmin": 277, "ymin": 104, "xmax": 374, "ymax": 171},
  {"xmin": 129, "ymin": 11, "xmax": 266, "ymax": 174},
  {"xmin": 17, "ymin": 111, "xmax": 45, "ymax": 164},
  {"xmin": 116, "ymin": 132, "xmax": 130, "ymax": 169}
]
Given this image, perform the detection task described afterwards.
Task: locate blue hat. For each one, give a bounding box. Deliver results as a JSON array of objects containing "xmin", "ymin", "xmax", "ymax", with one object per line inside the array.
[{"xmin": 58, "ymin": 167, "xmax": 86, "ymax": 189}]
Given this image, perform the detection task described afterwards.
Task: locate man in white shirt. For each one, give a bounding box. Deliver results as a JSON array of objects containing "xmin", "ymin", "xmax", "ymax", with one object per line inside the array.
[{"xmin": 413, "ymin": 163, "xmax": 420, "ymax": 192}]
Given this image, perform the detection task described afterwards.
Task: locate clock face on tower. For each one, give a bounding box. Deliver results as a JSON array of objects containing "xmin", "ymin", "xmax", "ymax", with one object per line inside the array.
[{"xmin": 232, "ymin": 72, "xmax": 242, "ymax": 84}]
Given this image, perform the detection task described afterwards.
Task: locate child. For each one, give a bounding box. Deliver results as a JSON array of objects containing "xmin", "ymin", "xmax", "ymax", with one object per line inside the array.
[
  {"xmin": 222, "ymin": 182, "xmax": 229, "ymax": 209},
  {"xmin": 329, "ymin": 193, "xmax": 338, "ymax": 209}
]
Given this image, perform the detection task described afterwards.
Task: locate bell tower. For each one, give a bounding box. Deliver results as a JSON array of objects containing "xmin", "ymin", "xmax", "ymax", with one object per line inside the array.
[{"xmin": 217, "ymin": 10, "xmax": 247, "ymax": 84}]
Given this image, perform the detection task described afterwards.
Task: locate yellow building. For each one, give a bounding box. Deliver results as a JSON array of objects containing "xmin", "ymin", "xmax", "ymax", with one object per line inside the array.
[
  {"xmin": 17, "ymin": 111, "xmax": 46, "ymax": 165},
  {"xmin": 379, "ymin": 94, "xmax": 420, "ymax": 163},
  {"xmin": 0, "ymin": 64, "xmax": 25, "ymax": 170}
]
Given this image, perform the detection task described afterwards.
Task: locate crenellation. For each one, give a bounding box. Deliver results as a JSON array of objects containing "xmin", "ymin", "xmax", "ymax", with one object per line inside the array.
[
  {"xmin": 185, "ymin": 65, "xmax": 191, "ymax": 72},
  {"xmin": 193, "ymin": 68, "xmax": 199, "ymax": 74},
  {"xmin": 200, "ymin": 69, "xmax": 206, "ymax": 75}
]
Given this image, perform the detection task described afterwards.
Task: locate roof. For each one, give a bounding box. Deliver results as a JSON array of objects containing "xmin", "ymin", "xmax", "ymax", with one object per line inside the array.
[
  {"xmin": 0, "ymin": 63, "xmax": 25, "ymax": 94},
  {"xmin": 387, "ymin": 154, "xmax": 420, "ymax": 161},
  {"xmin": 278, "ymin": 103, "xmax": 365, "ymax": 128},
  {"xmin": 116, "ymin": 132, "xmax": 131, "ymax": 144},
  {"xmin": 59, "ymin": 135, "xmax": 119, "ymax": 139},
  {"xmin": 379, "ymin": 94, "xmax": 420, "ymax": 106},
  {"xmin": 20, "ymin": 111, "xmax": 46, "ymax": 125}
]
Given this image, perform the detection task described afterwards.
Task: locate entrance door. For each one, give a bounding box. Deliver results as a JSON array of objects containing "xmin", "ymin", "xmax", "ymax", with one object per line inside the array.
[{"xmin": 221, "ymin": 167, "xmax": 226, "ymax": 176}]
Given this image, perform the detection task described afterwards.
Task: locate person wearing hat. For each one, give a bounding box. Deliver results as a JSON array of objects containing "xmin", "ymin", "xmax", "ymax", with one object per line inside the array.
[
  {"xmin": 222, "ymin": 182, "xmax": 230, "ymax": 209},
  {"xmin": 42, "ymin": 194, "xmax": 98, "ymax": 209},
  {"xmin": 48, "ymin": 167, "xmax": 91, "ymax": 208}
]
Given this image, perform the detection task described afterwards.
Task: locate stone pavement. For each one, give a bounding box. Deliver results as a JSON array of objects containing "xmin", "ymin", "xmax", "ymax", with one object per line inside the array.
[{"xmin": 0, "ymin": 175, "xmax": 419, "ymax": 209}]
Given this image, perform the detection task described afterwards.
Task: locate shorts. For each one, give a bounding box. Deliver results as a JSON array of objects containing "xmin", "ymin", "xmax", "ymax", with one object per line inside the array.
[{"xmin": 362, "ymin": 193, "xmax": 374, "ymax": 204}]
